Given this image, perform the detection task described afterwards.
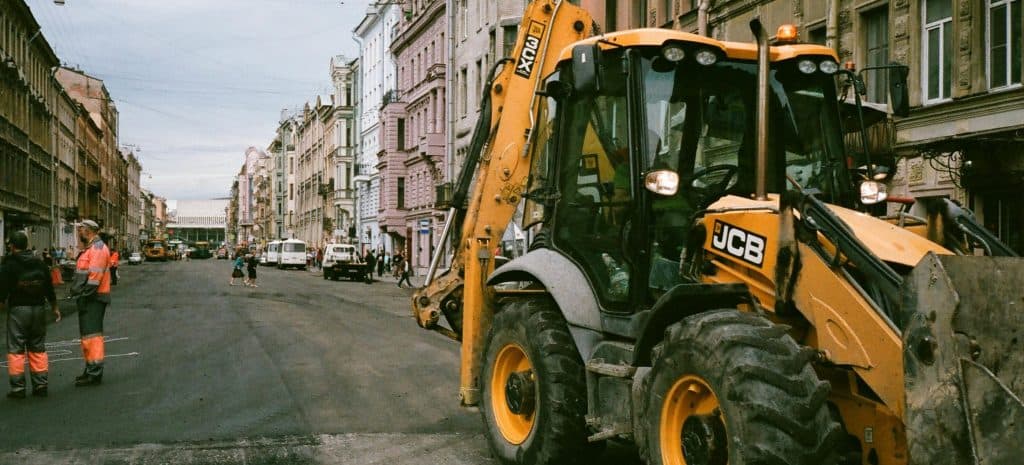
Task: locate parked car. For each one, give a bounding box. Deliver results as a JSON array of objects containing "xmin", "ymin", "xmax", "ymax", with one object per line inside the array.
[
  {"xmin": 259, "ymin": 254, "xmax": 267, "ymax": 265},
  {"xmin": 128, "ymin": 252, "xmax": 142, "ymax": 265},
  {"xmin": 322, "ymin": 244, "xmax": 368, "ymax": 281}
]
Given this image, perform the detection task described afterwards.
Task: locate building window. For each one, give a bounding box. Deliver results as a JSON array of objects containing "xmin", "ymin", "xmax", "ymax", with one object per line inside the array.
[
  {"xmin": 461, "ymin": 0, "xmax": 469, "ymax": 39},
  {"xmin": 397, "ymin": 177, "xmax": 405, "ymax": 209},
  {"xmin": 863, "ymin": 7, "xmax": 890, "ymax": 103},
  {"xmin": 502, "ymin": 25, "xmax": 518, "ymax": 57},
  {"xmin": 476, "ymin": 59, "xmax": 484, "ymax": 106},
  {"xmin": 605, "ymin": 0, "xmax": 618, "ymax": 31},
  {"xmin": 923, "ymin": 0, "xmax": 953, "ymax": 103},
  {"xmin": 988, "ymin": 0, "xmax": 1022, "ymax": 89},
  {"xmin": 459, "ymin": 67, "xmax": 468, "ymax": 117},
  {"xmin": 397, "ymin": 118, "xmax": 406, "ymax": 151}
]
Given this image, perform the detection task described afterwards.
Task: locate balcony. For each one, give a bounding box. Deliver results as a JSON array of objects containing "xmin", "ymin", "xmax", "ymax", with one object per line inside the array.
[
  {"xmin": 435, "ymin": 183, "xmax": 453, "ymax": 209},
  {"xmin": 318, "ymin": 179, "xmax": 336, "ymax": 197},
  {"xmin": 334, "ymin": 189, "xmax": 355, "ymax": 201},
  {"xmin": 426, "ymin": 63, "xmax": 445, "ymax": 81},
  {"xmin": 331, "ymin": 147, "xmax": 354, "ymax": 160},
  {"xmin": 414, "ymin": 132, "xmax": 445, "ymax": 156},
  {"xmin": 353, "ymin": 163, "xmax": 375, "ymax": 183},
  {"xmin": 382, "ymin": 89, "xmax": 403, "ymax": 106}
]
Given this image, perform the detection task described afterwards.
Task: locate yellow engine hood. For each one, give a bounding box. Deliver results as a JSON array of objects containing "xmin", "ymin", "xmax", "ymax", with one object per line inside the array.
[{"xmin": 709, "ymin": 195, "xmax": 952, "ymax": 267}]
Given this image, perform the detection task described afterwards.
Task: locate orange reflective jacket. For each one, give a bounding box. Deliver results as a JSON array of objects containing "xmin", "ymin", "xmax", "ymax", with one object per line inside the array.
[{"xmin": 74, "ymin": 238, "xmax": 111, "ymax": 300}]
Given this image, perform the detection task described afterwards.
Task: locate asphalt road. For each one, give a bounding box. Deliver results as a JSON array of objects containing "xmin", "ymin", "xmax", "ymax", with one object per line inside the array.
[
  {"xmin": 0, "ymin": 258, "xmax": 642, "ymax": 465},
  {"xmin": 0, "ymin": 258, "xmax": 490, "ymax": 464}
]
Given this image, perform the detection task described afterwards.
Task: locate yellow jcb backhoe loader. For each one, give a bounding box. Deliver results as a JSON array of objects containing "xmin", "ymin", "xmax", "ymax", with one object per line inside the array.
[{"xmin": 413, "ymin": 1, "xmax": 1024, "ymax": 464}]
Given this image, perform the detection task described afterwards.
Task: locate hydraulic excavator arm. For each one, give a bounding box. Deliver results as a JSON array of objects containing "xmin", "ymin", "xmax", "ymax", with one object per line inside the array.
[{"xmin": 412, "ymin": 0, "xmax": 593, "ymax": 406}]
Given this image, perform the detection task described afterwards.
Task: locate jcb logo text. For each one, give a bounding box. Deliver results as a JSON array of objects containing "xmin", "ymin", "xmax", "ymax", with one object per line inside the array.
[{"xmin": 711, "ymin": 220, "xmax": 766, "ymax": 267}]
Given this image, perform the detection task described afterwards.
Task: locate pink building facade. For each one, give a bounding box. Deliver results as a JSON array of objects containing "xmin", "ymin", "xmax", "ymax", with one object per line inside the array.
[{"xmin": 380, "ymin": 0, "xmax": 447, "ymax": 274}]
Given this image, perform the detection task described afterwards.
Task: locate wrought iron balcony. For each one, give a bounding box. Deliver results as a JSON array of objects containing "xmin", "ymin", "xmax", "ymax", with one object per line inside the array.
[{"xmin": 382, "ymin": 89, "xmax": 403, "ymax": 105}]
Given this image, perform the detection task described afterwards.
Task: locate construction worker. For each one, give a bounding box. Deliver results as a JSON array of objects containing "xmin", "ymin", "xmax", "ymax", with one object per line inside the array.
[
  {"xmin": 69, "ymin": 220, "xmax": 111, "ymax": 387},
  {"xmin": 109, "ymin": 248, "xmax": 120, "ymax": 285},
  {"xmin": 0, "ymin": 232, "xmax": 61, "ymax": 398}
]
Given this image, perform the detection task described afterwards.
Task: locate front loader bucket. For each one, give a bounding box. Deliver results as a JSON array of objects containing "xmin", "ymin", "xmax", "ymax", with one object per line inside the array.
[{"xmin": 900, "ymin": 253, "xmax": 1024, "ymax": 465}]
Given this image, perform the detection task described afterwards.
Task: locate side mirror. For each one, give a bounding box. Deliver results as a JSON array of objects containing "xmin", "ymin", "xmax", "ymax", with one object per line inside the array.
[
  {"xmin": 540, "ymin": 80, "xmax": 572, "ymax": 100},
  {"xmin": 572, "ymin": 43, "xmax": 602, "ymax": 94},
  {"xmin": 888, "ymin": 63, "xmax": 910, "ymax": 117}
]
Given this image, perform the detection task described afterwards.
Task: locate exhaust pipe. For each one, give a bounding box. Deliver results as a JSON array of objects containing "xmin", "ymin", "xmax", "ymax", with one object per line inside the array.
[{"xmin": 749, "ymin": 18, "xmax": 769, "ymax": 201}]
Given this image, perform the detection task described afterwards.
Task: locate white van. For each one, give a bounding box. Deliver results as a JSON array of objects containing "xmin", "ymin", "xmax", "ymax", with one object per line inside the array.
[
  {"xmin": 265, "ymin": 240, "xmax": 281, "ymax": 265},
  {"xmin": 278, "ymin": 239, "xmax": 307, "ymax": 270}
]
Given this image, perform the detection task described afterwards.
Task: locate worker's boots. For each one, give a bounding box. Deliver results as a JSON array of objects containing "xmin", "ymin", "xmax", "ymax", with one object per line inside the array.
[{"xmin": 74, "ymin": 366, "xmax": 102, "ymax": 387}]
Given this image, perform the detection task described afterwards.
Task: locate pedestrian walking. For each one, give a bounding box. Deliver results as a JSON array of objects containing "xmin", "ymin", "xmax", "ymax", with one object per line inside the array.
[
  {"xmin": 364, "ymin": 251, "xmax": 376, "ymax": 284},
  {"xmin": 69, "ymin": 220, "xmax": 111, "ymax": 387},
  {"xmin": 246, "ymin": 254, "xmax": 259, "ymax": 288},
  {"xmin": 230, "ymin": 250, "xmax": 244, "ymax": 286},
  {"xmin": 392, "ymin": 253, "xmax": 402, "ymax": 278},
  {"xmin": 376, "ymin": 250, "xmax": 385, "ymax": 278},
  {"xmin": 109, "ymin": 248, "xmax": 120, "ymax": 286},
  {"xmin": 397, "ymin": 257, "xmax": 413, "ymax": 288},
  {"xmin": 316, "ymin": 247, "xmax": 324, "ymax": 270},
  {"xmin": 0, "ymin": 232, "xmax": 61, "ymax": 398}
]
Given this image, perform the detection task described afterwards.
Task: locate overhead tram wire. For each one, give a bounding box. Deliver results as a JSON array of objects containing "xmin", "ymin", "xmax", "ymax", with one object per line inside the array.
[
  {"xmin": 31, "ymin": 2, "xmax": 73, "ymax": 64},
  {"xmin": 39, "ymin": 0, "xmax": 87, "ymax": 68}
]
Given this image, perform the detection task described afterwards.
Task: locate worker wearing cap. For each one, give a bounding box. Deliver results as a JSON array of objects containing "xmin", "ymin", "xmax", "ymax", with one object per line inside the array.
[
  {"xmin": 0, "ymin": 232, "xmax": 61, "ymax": 398},
  {"xmin": 69, "ymin": 219, "xmax": 110, "ymax": 387}
]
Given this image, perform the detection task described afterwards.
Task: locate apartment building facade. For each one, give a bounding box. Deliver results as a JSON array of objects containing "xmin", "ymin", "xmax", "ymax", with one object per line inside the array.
[
  {"xmin": 295, "ymin": 97, "xmax": 331, "ymax": 245},
  {"xmin": 329, "ymin": 55, "xmax": 358, "ymax": 244},
  {"xmin": 382, "ymin": 0, "xmax": 448, "ymax": 273},
  {"xmin": 0, "ymin": 0, "xmax": 59, "ymax": 251},
  {"xmin": 268, "ymin": 112, "xmax": 298, "ymax": 241},
  {"xmin": 450, "ymin": 0, "xmax": 525, "ymax": 185},
  {"xmin": 354, "ymin": 3, "xmax": 401, "ymax": 254},
  {"xmin": 56, "ymin": 67, "xmax": 123, "ymax": 245}
]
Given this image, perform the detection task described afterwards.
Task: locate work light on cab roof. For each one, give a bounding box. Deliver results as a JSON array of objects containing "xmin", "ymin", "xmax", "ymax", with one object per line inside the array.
[{"xmin": 776, "ymin": 23, "xmax": 799, "ymax": 43}]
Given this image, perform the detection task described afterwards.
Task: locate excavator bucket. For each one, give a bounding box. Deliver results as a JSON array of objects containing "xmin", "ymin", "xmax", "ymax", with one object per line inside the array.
[{"xmin": 900, "ymin": 253, "xmax": 1024, "ymax": 465}]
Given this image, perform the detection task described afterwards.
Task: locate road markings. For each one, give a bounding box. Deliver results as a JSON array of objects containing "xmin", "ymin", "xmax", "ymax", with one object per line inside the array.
[{"xmin": 0, "ymin": 336, "xmax": 137, "ymax": 367}]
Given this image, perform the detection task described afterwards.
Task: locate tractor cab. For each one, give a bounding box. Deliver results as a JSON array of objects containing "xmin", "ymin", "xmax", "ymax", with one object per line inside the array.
[{"xmin": 528, "ymin": 28, "xmax": 871, "ymax": 310}]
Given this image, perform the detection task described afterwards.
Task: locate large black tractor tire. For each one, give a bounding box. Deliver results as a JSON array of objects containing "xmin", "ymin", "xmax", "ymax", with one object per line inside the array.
[
  {"xmin": 480, "ymin": 297, "xmax": 598, "ymax": 465},
  {"xmin": 643, "ymin": 309, "xmax": 842, "ymax": 465}
]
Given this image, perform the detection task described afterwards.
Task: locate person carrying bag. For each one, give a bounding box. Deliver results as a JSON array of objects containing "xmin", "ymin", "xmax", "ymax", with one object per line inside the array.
[{"xmin": 230, "ymin": 252, "xmax": 244, "ymax": 286}]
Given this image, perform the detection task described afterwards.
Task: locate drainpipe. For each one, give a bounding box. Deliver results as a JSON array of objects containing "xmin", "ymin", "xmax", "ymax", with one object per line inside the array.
[
  {"xmin": 698, "ymin": 0, "xmax": 710, "ymax": 36},
  {"xmin": 444, "ymin": 0, "xmax": 456, "ymax": 266},
  {"xmin": 353, "ymin": 33, "xmax": 364, "ymax": 249},
  {"xmin": 826, "ymin": 0, "xmax": 839, "ymax": 52}
]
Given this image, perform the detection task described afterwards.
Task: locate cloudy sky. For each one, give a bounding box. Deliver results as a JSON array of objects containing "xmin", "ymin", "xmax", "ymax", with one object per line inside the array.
[{"xmin": 29, "ymin": 0, "xmax": 369, "ymax": 201}]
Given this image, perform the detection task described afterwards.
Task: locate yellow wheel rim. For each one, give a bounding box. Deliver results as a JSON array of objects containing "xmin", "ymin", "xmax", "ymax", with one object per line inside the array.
[
  {"xmin": 660, "ymin": 375, "xmax": 727, "ymax": 465},
  {"xmin": 491, "ymin": 343, "xmax": 537, "ymax": 445}
]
